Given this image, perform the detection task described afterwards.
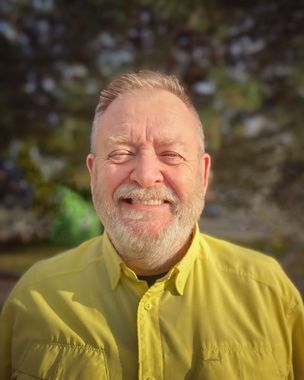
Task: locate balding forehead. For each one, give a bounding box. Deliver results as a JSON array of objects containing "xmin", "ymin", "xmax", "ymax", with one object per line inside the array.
[{"xmin": 92, "ymin": 88, "xmax": 205, "ymax": 153}]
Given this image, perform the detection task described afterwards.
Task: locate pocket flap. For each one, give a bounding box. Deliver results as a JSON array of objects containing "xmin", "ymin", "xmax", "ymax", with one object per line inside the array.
[{"xmin": 13, "ymin": 342, "xmax": 109, "ymax": 380}]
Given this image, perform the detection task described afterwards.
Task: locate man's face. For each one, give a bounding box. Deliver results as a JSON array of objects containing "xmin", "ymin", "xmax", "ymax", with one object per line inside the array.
[{"xmin": 87, "ymin": 89, "xmax": 210, "ymax": 269}]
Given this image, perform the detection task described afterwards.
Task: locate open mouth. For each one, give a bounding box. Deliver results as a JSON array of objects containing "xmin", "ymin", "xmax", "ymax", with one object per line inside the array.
[{"xmin": 122, "ymin": 198, "xmax": 170, "ymax": 206}]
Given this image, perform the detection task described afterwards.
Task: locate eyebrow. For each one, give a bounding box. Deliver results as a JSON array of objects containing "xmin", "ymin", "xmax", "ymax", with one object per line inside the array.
[
  {"xmin": 158, "ymin": 140, "xmax": 186, "ymax": 148},
  {"xmin": 105, "ymin": 134, "xmax": 188, "ymax": 150},
  {"xmin": 105, "ymin": 135, "xmax": 130, "ymax": 145}
]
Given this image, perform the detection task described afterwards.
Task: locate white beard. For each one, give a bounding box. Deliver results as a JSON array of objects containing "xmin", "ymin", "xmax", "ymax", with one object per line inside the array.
[{"xmin": 91, "ymin": 171, "xmax": 205, "ymax": 272}]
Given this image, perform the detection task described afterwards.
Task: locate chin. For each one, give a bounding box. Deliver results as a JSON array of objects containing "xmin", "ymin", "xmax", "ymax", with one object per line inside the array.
[{"xmin": 122, "ymin": 218, "xmax": 172, "ymax": 237}]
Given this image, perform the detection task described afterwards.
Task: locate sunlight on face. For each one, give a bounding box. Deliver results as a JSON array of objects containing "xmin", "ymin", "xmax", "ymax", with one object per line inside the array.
[{"xmin": 88, "ymin": 89, "xmax": 210, "ymax": 272}]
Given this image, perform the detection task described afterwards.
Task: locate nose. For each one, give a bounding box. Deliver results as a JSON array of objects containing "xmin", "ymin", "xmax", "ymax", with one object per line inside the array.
[{"xmin": 129, "ymin": 152, "xmax": 164, "ymax": 188}]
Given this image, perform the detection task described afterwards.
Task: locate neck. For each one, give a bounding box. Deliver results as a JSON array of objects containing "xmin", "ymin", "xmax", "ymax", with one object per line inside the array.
[{"xmin": 112, "ymin": 228, "xmax": 194, "ymax": 276}]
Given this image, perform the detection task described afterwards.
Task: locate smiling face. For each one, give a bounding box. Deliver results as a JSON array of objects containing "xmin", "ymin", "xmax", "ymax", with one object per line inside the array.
[{"xmin": 87, "ymin": 89, "xmax": 210, "ymax": 273}]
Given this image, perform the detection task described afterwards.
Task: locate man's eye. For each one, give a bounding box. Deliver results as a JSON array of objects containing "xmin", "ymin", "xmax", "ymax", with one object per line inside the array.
[
  {"xmin": 160, "ymin": 152, "xmax": 184, "ymax": 165},
  {"xmin": 108, "ymin": 151, "xmax": 134, "ymax": 163}
]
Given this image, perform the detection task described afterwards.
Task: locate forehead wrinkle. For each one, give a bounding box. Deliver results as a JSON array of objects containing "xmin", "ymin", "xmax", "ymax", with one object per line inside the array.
[
  {"xmin": 100, "ymin": 91, "xmax": 202, "ymax": 150},
  {"xmin": 104, "ymin": 125, "xmax": 191, "ymax": 151}
]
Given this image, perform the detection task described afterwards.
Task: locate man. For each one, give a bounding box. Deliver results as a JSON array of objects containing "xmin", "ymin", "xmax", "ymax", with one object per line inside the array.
[{"xmin": 0, "ymin": 70, "xmax": 303, "ymax": 379}]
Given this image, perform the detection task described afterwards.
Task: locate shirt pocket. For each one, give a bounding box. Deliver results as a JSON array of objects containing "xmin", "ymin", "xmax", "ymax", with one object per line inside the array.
[
  {"xmin": 12, "ymin": 341, "xmax": 109, "ymax": 380},
  {"xmin": 200, "ymin": 341, "xmax": 288, "ymax": 380}
]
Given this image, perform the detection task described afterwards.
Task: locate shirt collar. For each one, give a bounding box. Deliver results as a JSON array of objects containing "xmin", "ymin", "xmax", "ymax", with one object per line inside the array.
[
  {"xmin": 102, "ymin": 232, "xmax": 124, "ymax": 290},
  {"xmin": 102, "ymin": 224, "xmax": 201, "ymax": 294},
  {"xmin": 171, "ymin": 224, "xmax": 201, "ymax": 295}
]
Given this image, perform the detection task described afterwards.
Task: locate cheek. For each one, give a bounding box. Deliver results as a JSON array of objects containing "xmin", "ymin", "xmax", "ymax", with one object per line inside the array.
[
  {"xmin": 102, "ymin": 165, "xmax": 130, "ymax": 194},
  {"xmin": 165, "ymin": 168, "xmax": 199, "ymax": 200}
]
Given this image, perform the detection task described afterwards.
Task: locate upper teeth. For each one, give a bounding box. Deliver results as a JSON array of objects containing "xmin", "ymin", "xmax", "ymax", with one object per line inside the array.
[{"xmin": 131, "ymin": 199, "xmax": 163, "ymax": 206}]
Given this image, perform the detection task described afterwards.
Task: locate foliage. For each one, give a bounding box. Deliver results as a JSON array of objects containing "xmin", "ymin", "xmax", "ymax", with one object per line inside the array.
[
  {"xmin": 0, "ymin": 0, "xmax": 303, "ymax": 242},
  {"xmin": 48, "ymin": 186, "xmax": 101, "ymax": 246}
]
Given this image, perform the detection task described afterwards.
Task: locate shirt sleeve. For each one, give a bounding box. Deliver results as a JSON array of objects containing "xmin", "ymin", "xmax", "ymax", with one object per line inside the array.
[
  {"xmin": 290, "ymin": 298, "xmax": 304, "ymax": 379},
  {"xmin": 0, "ymin": 297, "xmax": 15, "ymax": 379}
]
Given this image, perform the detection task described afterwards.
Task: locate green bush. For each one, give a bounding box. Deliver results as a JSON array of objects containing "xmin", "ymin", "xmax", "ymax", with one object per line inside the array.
[{"xmin": 49, "ymin": 186, "xmax": 102, "ymax": 246}]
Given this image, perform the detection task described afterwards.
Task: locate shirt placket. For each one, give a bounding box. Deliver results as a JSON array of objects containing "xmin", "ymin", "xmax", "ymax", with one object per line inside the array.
[{"xmin": 137, "ymin": 282, "xmax": 164, "ymax": 380}]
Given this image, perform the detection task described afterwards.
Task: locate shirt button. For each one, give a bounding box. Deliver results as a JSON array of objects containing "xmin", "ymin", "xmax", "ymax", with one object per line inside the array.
[
  {"xmin": 144, "ymin": 302, "xmax": 152, "ymax": 310},
  {"xmin": 146, "ymin": 377, "xmax": 154, "ymax": 380}
]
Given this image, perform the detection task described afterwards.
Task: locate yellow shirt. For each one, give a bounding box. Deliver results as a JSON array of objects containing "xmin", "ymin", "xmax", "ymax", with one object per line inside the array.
[{"xmin": 0, "ymin": 226, "xmax": 303, "ymax": 379}]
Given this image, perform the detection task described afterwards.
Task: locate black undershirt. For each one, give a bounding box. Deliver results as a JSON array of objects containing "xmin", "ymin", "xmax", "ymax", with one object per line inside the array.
[{"xmin": 137, "ymin": 272, "xmax": 168, "ymax": 287}]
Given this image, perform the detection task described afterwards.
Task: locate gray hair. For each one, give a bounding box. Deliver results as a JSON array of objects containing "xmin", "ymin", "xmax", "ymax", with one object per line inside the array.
[{"xmin": 91, "ymin": 70, "xmax": 205, "ymax": 153}]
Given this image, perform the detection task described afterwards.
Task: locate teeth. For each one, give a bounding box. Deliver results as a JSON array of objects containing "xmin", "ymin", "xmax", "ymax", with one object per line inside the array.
[{"xmin": 130, "ymin": 199, "xmax": 163, "ymax": 206}]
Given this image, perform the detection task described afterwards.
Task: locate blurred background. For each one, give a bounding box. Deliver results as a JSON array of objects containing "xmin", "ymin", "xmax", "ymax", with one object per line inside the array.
[{"xmin": 1, "ymin": 0, "xmax": 303, "ymax": 306}]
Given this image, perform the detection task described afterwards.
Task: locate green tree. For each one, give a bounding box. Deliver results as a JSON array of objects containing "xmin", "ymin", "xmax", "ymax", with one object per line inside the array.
[{"xmin": 1, "ymin": 0, "xmax": 303, "ymax": 241}]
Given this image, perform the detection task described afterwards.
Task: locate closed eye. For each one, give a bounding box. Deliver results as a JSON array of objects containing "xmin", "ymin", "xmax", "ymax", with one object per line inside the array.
[
  {"xmin": 108, "ymin": 150, "xmax": 135, "ymax": 164},
  {"xmin": 159, "ymin": 151, "xmax": 185, "ymax": 165}
]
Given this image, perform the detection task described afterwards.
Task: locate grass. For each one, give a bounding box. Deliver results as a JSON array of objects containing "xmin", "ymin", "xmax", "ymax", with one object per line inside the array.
[{"xmin": 0, "ymin": 244, "xmax": 68, "ymax": 274}]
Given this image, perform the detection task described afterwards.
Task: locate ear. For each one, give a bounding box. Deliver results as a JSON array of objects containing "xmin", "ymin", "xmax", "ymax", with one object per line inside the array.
[
  {"xmin": 201, "ymin": 153, "xmax": 211, "ymax": 194},
  {"xmin": 86, "ymin": 153, "xmax": 94, "ymax": 178}
]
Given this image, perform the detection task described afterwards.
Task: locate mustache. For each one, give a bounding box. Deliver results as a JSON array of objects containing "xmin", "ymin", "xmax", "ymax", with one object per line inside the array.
[{"xmin": 113, "ymin": 183, "xmax": 179, "ymax": 205}]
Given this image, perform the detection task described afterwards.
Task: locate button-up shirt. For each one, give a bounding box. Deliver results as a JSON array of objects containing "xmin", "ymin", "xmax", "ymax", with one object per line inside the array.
[{"xmin": 0, "ymin": 225, "xmax": 303, "ymax": 379}]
